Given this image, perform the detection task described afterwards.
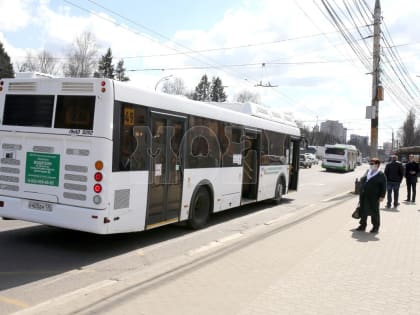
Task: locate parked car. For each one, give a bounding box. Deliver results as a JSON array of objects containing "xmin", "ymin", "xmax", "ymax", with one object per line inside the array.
[
  {"xmin": 304, "ymin": 153, "xmax": 318, "ymax": 165},
  {"xmin": 300, "ymin": 154, "xmax": 311, "ymax": 168}
]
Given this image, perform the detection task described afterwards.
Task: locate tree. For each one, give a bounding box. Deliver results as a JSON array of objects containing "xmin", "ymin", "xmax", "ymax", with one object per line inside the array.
[
  {"xmin": 415, "ymin": 123, "xmax": 420, "ymax": 146},
  {"xmin": 210, "ymin": 76, "xmax": 227, "ymax": 102},
  {"xmin": 115, "ymin": 59, "xmax": 129, "ymax": 81},
  {"xmin": 0, "ymin": 41, "xmax": 14, "ymax": 78},
  {"xmin": 399, "ymin": 109, "xmax": 417, "ymax": 147},
  {"xmin": 192, "ymin": 74, "xmax": 211, "ymax": 101},
  {"xmin": 18, "ymin": 50, "xmax": 59, "ymax": 75},
  {"xmin": 235, "ymin": 90, "xmax": 261, "ymax": 104},
  {"xmin": 63, "ymin": 31, "xmax": 98, "ymax": 77},
  {"xmin": 162, "ymin": 77, "xmax": 186, "ymax": 95},
  {"xmin": 94, "ymin": 48, "xmax": 114, "ymax": 79}
]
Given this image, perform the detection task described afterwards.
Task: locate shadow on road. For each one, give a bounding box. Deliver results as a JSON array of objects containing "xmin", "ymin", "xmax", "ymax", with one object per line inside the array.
[
  {"xmin": 0, "ymin": 198, "xmax": 293, "ymax": 291},
  {"xmin": 350, "ymin": 230, "xmax": 380, "ymax": 242}
]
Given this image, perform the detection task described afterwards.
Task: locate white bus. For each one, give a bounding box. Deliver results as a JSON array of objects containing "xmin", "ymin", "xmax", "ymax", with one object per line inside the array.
[
  {"xmin": 322, "ymin": 144, "xmax": 358, "ymax": 172},
  {"xmin": 0, "ymin": 76, "xmax": 301, "ymax": 234}
]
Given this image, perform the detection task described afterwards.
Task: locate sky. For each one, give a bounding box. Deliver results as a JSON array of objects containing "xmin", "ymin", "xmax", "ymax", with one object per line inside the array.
[{"xmin": 1, "ymin": 0, "xmax": 420, "ymax": 146}]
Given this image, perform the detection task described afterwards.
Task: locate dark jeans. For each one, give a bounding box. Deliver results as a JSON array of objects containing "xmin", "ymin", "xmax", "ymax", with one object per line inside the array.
[
  {"xmin": 406, "ymin": 179, "xmax": 417, "ymax": 202},
  {"xmin": 386, "ymin": 181, "xmax": 400, "ymax": 207},
  {"xmin": 359, "ymin": 211, "xmax": 380, "ymax": 230}
]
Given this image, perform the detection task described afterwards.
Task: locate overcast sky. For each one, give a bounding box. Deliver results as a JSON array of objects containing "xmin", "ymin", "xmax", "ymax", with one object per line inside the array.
[{"xmin": 1, "ymin": 0, "xmax": 419, "ymax": 145}]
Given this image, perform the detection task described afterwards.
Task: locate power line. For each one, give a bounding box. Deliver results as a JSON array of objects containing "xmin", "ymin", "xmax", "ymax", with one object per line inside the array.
[
  {"xmin": 65, "ymin": 0, "xmax": 299, "ymax": 105},
  {"xmin": 315, "ymin": 0, "xmax": 419, "ymax": 117},
  {"xmin": 126, "ymin": 58, "xmax": 360, "ymax": 72}
]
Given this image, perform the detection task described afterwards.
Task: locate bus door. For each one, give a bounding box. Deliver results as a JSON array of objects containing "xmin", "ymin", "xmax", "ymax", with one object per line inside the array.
[
  {"xmin": 288, "ymin": 137, "xmax": 300, "ymax": 191},
  {"xmin": 241, "ymin": 130, "xmax": 260, "ymax": 203},
  {"xmin": 147, "ymin": 113, "xmax": 186, "ymax": 228}
]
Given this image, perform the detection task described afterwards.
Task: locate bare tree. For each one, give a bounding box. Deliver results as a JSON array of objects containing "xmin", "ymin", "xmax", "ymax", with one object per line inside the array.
[
  {"xmin": 63, "ymin": 31, "xmax": 98, "ymax": 77},
  {"xmin": 161, "ymin": 77, "xmax": 186, "ymax": 95},
  {"xmin": 415, "ymin": 123, "xmax": 420, "ymax": 146},
  {"xmin": 235, "ymin": 90, "xmax": 261, "ymax": 104},
  {"xmin": 38, "ymin": 50, "xmax": 59, "ymax": 74},
  {"xmin": 399, "ymin": 109, "xmax": 417, "ymax": 147},
  {"xmin": 18, "ymin": 50, "xmax": 59, "ymax": 75},
  {"xmin": 18, "ymin": 52, "xmax": 37, "ymax": 72}
]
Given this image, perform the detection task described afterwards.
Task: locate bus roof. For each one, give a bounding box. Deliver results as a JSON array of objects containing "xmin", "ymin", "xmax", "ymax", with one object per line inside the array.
[
  {"xmin": 0, "ymin": 76, "xmax": 300, "ymax": 137},
  {"xmin": 113, "ymin": 80, "xmax": 301, "ymax": 137},
  {"xmin": 325, "ymin": 144, "xmax": 357, "ymax": 151}
]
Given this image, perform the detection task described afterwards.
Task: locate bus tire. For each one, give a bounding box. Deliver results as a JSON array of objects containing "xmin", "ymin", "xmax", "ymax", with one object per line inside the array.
[
  {"xmin": 272, "ymin": 178, "xmax": 284, "ymax": 205},
  {"xmin": 188, "ymin": 187, "xmax": 211, "ymax": 229}
]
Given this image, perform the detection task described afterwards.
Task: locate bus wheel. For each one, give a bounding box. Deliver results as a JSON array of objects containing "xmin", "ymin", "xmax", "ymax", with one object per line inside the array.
[
  {"xmin": 272, "ymin": 180, "xmax": 283, "ymax": 205},
  {"xmin": 188, "ymin": 188, "xmax": 211, "ymax": 229}
]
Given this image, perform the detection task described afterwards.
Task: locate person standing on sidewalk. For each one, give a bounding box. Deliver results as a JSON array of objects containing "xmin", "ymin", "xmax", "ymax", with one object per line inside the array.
[
  {"xmin": 356, "ymin": 158, "xmax": 386, "ymax": 233},
  {"xmin": 405, "ymin": 154, "xmax": 419, "ymax": 203},
  {"xmin": 384, "ymin": 155, "xmax": 404, "ymax": 208}
]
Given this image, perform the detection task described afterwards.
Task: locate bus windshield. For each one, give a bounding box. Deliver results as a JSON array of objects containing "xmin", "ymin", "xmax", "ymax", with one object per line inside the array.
[{"xmin": 325, "ymin": 148, "xmax": 345, "ymax": 155}]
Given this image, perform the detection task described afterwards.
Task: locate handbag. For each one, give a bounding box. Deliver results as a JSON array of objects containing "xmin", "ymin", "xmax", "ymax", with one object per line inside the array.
[{"xmin": 352, "ymin": 205, "xmax": 360, "ymax": 219}]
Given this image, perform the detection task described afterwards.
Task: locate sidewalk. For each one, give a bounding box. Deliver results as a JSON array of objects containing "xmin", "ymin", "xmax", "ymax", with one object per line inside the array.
[{"xmin": 16, "ymin": 196, "xmax": 420, "ymax": 315}]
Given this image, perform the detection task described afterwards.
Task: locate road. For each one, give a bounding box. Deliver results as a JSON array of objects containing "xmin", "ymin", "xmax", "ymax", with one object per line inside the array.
[{"xmin": 0, "ymin": 164, "xmax": 367, "ymax": 314}]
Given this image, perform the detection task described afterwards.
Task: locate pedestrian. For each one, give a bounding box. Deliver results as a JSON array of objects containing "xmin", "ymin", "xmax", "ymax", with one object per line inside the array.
[
  {"xmin": 384, "ymin": 155, "xmax": 404, "ymax": 208},
  {"xmin": 356, "ymin": 158, "xmax": 386, "ymax": 233},
  {"xmin": 404, "ymin": 154, "xmax": 419, "ymax": 203}
]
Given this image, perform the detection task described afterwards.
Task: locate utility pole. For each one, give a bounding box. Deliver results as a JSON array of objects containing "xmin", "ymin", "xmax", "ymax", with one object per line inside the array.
[
  {"xmin": 370, "ymin": 0, "xmax": 382, "ymax": 158},
  {"xmin": 391, "ymin": 129, "xmax": 394, "ymax": 151}
]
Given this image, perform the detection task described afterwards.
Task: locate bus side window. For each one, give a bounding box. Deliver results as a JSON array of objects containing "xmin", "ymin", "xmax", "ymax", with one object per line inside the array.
[
  {"xmin": 186, "ymin": 117, "xmax": 220, "ymax": 168},
  {"xmin": 221, "ymin": 125, "xmax": 242, "ymax": 167},
  {"xmin": 115, "ymin": 102, "xmax": 148, "ymax": 171}
]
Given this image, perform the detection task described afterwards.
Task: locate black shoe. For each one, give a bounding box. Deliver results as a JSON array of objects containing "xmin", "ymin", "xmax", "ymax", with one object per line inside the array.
[
  {"xmin": 386, "ymin": 204, "xmax": 391, "ymax": 209},
  {"xmin": 356, "ymin": 225, "xmax": 366, "ymax": 231},
  {"xmin": 404, "ymin": 199, "xmax": 410, "ymax": 202},
  {"xmin": 370, "ymin": 228, "xmax": 379, "ymax": 234},
  {"xmin": 394, "ymin": 203, "xmax": 400, "ymax": 208}
]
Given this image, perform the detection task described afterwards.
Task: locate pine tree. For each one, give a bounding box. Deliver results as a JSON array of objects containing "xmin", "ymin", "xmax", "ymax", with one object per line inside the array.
[
  {"xmin": 192, "ymin": 74, "xmax": 211, "ymax": 101},
  {"xmin": 94, "ymin": 48, "xmax": 114, "ymax": 79},
  {"xmin": 210, "ymin": 76, "xmax": 227, "ymax": 102},
  {"xmin": 0, "ymin": 41, "xmax": 15, "ymax": 78},
  {"xmin": 115, "ymin": 59, "xmax": 129, "ymax": 81}
]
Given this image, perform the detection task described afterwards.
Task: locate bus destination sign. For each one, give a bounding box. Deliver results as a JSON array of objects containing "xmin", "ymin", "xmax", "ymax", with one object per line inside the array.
[{"xmin": 25, "ymin": 152, "xmax": 60, "ymax": 186}]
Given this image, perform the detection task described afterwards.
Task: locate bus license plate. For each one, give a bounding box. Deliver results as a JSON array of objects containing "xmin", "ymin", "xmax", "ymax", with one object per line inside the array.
[{"xmin": 28, "ymin": 201, "xmax": 53, "ymax": 212}]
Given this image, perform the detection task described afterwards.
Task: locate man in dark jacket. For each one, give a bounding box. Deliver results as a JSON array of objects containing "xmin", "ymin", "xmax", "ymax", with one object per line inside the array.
[
  {"xmin": 405, "ymin": 154, "xmax": 419, "ymax": 203},
  {"xmin": 384, "ymin": 155, "xmax": 404, "ymax": 208},
  {"xmin": 356, "ymin": 158, "xmax": 386, "ymax": 233}
]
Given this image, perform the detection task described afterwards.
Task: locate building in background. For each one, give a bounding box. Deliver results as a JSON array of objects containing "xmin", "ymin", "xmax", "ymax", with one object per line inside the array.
[
  {"xmin": 349, "ymin": 134, "xmax": 369, "ymax": 158},
  {"xmin": 350, "ymin": 134, "xmax": 369, "ymax": 145},
  {"xmin": 320, "ymin": 120, "xmax": 347, "ymax": 143},
  {"xmin": 383, "ymin": 142, "xmax": 392, "ymax": 158}
]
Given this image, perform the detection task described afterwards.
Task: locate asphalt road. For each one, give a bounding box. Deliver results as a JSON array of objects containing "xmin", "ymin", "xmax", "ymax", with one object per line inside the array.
[{"xmin": 0, "ymin": 164, "xmax": 368, "ymax": 314}]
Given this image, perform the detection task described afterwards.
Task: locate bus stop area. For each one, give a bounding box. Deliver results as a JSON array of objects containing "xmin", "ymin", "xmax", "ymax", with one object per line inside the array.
[{"xmin": 15, "ymin": 190, "xmax": 420, "ymax": 315}]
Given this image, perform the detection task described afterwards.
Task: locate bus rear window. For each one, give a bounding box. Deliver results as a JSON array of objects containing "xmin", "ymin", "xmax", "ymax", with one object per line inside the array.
[
  {"xmin": 54, "ymin": 95, "xmax": 95, "ymax": 130},
  {"xmin": 3, "ymin": 95, "xmax": 54, "ymax": 127}
]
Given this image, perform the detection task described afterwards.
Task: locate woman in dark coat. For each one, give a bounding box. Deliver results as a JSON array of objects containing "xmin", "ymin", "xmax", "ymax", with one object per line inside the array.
[{"xmin": 356, "ymin": 158, "xmax": 387, "ymax": 233}]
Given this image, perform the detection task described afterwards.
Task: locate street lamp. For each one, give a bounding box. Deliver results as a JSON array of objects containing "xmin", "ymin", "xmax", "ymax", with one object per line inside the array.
[{"xmin": 154, "ymin": 74, "xmax": 173, "ymax": 91}]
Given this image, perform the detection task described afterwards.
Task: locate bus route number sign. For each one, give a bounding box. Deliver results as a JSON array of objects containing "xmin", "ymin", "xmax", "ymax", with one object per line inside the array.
[
  {"xmin": 25, "ymin": 152, "xmax": 60, "ymax": 186},
  {"xmin": 124, "ymin": 108, "xmax": 135, "ymax": 126}
]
